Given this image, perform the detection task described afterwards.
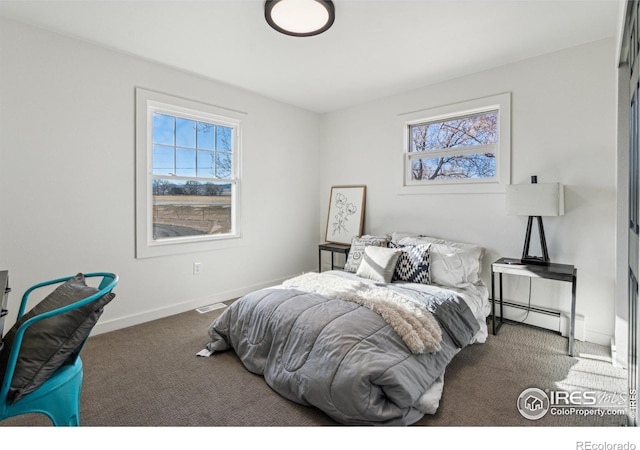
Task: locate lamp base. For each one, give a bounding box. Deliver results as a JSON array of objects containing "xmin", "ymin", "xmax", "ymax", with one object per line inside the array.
[
  {"xmin": 521, "ymin": 256, "xmax": 550, "ymax": 266},
  {"xmin": 521, "ymin": 216, "xmax": 551, "ymax": 266}
]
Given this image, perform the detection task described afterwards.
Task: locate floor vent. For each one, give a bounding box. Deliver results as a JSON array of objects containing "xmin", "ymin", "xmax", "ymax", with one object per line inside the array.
[{"xmin": 196, "ymin": 303, "xmax": 227, "ymax": 314}]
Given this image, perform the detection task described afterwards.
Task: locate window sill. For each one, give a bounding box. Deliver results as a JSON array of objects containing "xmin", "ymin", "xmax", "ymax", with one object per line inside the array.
[
  {"xmin": 136, "ymin": 233, "xmax": 243, "ymax": 259},
  {"xmin": 397, "ymin": 182, "xmax": 506, "ymax": 196}
]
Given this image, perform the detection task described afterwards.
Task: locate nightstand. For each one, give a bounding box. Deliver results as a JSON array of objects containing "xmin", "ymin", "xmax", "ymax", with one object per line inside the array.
[
  {"xmin": 491, "ymin": 257, "xmax": 577, "ymax": 356},
  {"xmin": 318, "ymin": 243, "xmax": 351, "ymax": 272}
]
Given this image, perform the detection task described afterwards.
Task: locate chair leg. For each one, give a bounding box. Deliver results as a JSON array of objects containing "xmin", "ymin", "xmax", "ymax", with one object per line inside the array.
[
  {"xmin": 44, "ymin": 370, "xmax": 82, "ymax": 426},
  {"xmin": 47, "ymin": 392, "xmax": 81, "ymax": 426},
  {"xmin": 3, "ymin": 364, "xmax": 83, "ymax": 426}
]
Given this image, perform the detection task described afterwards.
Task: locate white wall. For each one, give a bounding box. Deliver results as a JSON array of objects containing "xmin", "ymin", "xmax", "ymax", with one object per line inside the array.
[
  {"xmin": 319, "ymin": 39, "xmax": 617, "ymax": 345},
  {"xmin": 0, "ymin": 19, "xmax": 620, "ymax": 346},
  {"xmin": 0, "ymin": 19, "xmax": 321, "ymax": 333}
]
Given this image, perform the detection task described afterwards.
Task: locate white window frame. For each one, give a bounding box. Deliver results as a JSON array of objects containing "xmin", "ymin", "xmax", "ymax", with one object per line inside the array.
[
  {"xmin": 399, "ymin": 92, "xmax": 511, "ymax": 195},
  {"xmin": 135, "ymin": 88, "xmax": 244, "ymax": 258}
]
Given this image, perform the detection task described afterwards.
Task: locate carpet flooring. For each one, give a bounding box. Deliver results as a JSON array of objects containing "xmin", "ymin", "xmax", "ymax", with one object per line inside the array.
[{"xmin": 0, "ymin": 304, "xmax": 629, "ymax": 428}]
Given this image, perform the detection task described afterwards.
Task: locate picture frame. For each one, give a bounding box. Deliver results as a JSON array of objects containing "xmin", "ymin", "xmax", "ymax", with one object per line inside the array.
[{"xmin": 325, "ymin": 185, "xmax": 366, "ymax": 245}]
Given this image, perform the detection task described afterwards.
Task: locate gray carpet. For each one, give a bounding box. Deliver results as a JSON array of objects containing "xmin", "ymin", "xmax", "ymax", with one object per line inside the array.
[{"xmin": 0, "ymin": 304, "xmax": 628, "ymax": 427}]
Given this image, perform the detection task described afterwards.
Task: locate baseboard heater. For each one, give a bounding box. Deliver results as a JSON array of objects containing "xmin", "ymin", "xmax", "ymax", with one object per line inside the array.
[
  {"xmin": 490, "ymin": 298, "xmax": 584, "ymax": 340},
  {"xmin": 495, "ymin": 300, "xmax": 561, "ymax": 333},
  {"xmin": 501, "ymin": 300, "xmax": 561, "ymax": 318}
]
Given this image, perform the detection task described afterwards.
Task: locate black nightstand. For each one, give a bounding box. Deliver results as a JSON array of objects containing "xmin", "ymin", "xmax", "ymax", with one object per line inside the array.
[
  {"xmin": 491, "ymin": 257, "xmax": 577, "ymax": 356},
  {"xmin": 318, "ymin": 243, "xmax": 351, "ymax": 272}
]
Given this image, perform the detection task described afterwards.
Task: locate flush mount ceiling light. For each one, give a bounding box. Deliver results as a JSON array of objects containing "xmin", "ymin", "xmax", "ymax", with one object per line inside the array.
[{"xmin": 265, "ymin": 0, "xmax": 335, "ymax": 37}]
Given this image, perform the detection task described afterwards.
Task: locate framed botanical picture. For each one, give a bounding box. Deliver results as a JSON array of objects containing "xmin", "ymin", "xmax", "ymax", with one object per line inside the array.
[{"xmin": 325, "ymin": 185, "xmax": 366, "ymax": 245}]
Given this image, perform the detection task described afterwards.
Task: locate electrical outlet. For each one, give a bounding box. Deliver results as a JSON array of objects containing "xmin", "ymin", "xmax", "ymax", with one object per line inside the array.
[{"xmin": 193, "ymin": 262, "xmax": 201, "ymax": 275}]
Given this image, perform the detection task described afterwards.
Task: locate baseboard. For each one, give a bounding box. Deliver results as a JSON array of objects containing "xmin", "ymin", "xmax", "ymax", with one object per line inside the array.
[
  {"xmin": 94, "ymin": 279, "xmax": 614, "ymax": 348},
  {"xmin": 583, "ymin": 329, "xmax": 616, "ymax": 348},
  {"xmin": 560, "ymin": 312, "xmax": 585, "ymax": 341},
  {"xmin": 610, "ymin": 337, "xmax": 629, "ymax": 369},
  {"xmin": 90, "ymin": 274, "xmax": 294, "ymax": 336},
  {"xmin": 611, "ymin": 337, "xmax": 620, "ymax": 367}
]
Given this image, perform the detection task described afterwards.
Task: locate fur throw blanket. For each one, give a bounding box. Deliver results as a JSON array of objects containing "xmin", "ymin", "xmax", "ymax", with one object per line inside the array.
[{"xmin": 282, "ymin": 272, "xmax": 442, "ymax": 354}]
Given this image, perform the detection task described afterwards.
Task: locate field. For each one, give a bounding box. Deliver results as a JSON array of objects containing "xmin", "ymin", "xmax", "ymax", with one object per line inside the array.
[{"xmin": 152, "ymin": 195, "xmax": 231, "ymax": 238}]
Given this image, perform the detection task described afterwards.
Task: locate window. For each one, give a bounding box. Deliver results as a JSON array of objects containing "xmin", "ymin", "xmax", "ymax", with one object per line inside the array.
[
  {"xmin": 401, "ymin": 93, "xmax": 510, "ymax": 194},
  {"xmin": 136, "ymin": 88, "xmax": 243, "ymax": 258}
]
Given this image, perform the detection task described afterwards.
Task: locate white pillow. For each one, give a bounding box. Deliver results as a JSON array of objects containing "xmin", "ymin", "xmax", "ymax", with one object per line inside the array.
[
  {"xmin": 398, "ymin": 235, "xmax": 484, "ymax": 287},
  {"xmin": 390, "ymin": 231, "xmax": 420, "ymax": 244},
  {"xmin": 356, "ymin": 246, "xmax": 401, "ymax": 283},
  {"xmin": 429, "ymin": 243, "xmax": 483, "ymax": 287}
]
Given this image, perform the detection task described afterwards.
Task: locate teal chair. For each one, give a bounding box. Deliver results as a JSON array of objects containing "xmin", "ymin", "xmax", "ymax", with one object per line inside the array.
[{"xmin": 0, "ymin": 272, "xmax": 118, "ymax": 426}]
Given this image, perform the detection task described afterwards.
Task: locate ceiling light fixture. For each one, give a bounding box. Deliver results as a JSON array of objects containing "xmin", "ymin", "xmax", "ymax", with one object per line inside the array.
[{"xmin": 265, "ymin": 0, "xmax": 335, "ymax": 37}]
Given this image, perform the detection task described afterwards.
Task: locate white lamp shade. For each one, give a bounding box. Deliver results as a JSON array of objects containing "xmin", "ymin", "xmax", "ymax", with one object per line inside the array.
[{"xmin": 505, "ymin": 183, "xmax": 565, "ymax": 216}]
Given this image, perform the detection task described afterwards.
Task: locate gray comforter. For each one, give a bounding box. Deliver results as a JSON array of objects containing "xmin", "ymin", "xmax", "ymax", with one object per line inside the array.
[{"xmin": 206, "ymin": 271, "xmax": 480, "ymax": 426}]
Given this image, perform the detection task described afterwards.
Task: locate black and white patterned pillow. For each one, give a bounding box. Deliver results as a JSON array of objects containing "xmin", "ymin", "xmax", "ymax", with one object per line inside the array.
[
  {"xmin": 389, "ymin": 242, "xmax": 431, "ymax": 284},
  {"xmin": 344, "ymin": 235, "xmax": 390, "ymax": 273}
]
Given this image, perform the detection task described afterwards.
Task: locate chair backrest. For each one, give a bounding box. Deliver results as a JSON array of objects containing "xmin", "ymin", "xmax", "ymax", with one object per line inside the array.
[{"xmin": 0, "ymin": 272, "xmax": 118, "ymax": 404}]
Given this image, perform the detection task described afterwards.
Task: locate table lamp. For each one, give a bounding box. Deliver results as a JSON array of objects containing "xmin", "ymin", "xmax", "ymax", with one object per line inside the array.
[{"xmin": 505, "ymin": 176, "xmax": 564, "ymax": 265}]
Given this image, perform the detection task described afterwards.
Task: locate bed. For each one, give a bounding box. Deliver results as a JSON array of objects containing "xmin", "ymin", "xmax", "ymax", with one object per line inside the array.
[{"xmin": 203, "ymin": 232, "xmax": 490, "ymax": 426}]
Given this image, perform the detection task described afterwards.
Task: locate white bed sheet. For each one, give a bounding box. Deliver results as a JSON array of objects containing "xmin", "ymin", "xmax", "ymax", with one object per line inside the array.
[{"xmin": 379, "ymin": 276, "xmax": 490, "ymax": 344}]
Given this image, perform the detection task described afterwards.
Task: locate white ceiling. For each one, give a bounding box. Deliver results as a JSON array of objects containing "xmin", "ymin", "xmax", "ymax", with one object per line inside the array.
[{"xmin": 0, "ymin": 0, "xmax": 621, "ymax": 113}]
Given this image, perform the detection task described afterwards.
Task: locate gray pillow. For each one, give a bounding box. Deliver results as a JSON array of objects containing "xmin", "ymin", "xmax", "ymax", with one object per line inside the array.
[
  {"xmin": 344, "ymin": 234, "xmax": 390, "ymax": 273},
  {"xmin": 0, "ymin": 273, "xmax": 115, "ymax": 403}
]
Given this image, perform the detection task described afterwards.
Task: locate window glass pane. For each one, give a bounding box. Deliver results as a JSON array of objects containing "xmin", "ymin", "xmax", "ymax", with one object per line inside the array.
[
  {"xmin": 175, "ymin": 148, "xmax": 196, "ymax": 177},
  {"xmin": 152, "ymin": 145, "xmax": 174, "ymax": 175},
  {"xmin": 152, "ymin": 180, "xmax": 232, "ymax": 240},
  {"xmin": 216, "ymin": 152, "xmax": 232, "ymax": 179},
  {"xmin": 176, "ymin": 118, "xmax": 196, "ymax": 148},
  {"xmin": 410, "ymin": 111, "xmax": 498, "ymax": 153},
  {"xmin": 153, "ymin": 114, "xmax": 174, "ymax": 145},
  {"xmin": 410, "ymin": 154, "xmax": 496, "ymax": 181},
  {"xmin": 196, "ymin": 150, "xmax": 214, "ymax": 178},
  {"xmin": 197, "ymin": 122, "xmax": 215, "ymax": 150},
  {"xmin": 216, "ymin": 126, "xmax": 233, "ymax": 152}
]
